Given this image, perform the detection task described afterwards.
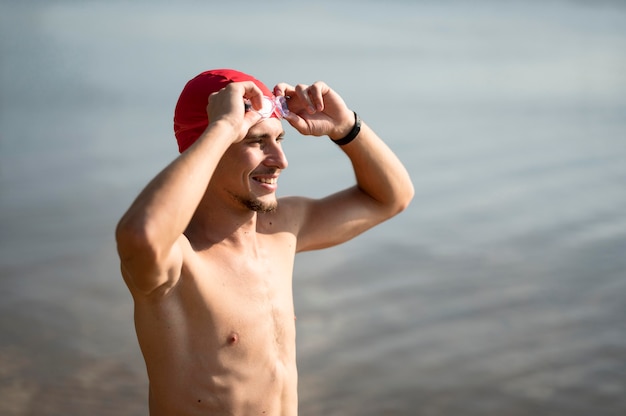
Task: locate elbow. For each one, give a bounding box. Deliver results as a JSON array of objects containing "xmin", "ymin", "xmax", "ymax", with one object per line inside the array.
[
  {"xmin": 404, "ymin": 181, "xmax": 416, "ymax": 210},
  {"xmin": 391, "ymin": 180, "xmax": 415, "ymax": 216},
  {"xmin": 369, "ymin": 180, "xmax": 415, "ymax": 221}
]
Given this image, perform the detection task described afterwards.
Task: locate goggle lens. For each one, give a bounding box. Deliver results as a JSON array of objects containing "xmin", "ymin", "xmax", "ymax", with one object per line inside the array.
[{"xmin": 245, "ymin": 96, "xmax": 289, "ymax": 119}]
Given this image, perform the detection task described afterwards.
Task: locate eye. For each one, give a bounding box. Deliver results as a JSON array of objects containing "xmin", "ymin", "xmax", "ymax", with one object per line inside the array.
[{"xmin": 246, "ymin": 138, "xmax": 264, "ymax": 146}]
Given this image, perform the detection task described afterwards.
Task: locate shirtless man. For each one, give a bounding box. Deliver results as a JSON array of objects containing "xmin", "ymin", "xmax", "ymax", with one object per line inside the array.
[{"xmin": 115, "ymin": 69, "xmax": 414, "ymax": 415}]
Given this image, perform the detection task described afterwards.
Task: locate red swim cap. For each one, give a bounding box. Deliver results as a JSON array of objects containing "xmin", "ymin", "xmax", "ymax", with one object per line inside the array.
[{"xmin": 173, "ymin": 69, "xmax": 275, "ymax": 153}]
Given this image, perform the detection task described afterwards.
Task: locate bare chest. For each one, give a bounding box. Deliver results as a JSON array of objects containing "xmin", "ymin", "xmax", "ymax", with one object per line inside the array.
[
  {"xmin": 133, "ymin": 234, "xmax": 299, "ymax": 413},
  {"xmin": 180, "ymin": 237, "xmax": 297, "ymax": 352}
]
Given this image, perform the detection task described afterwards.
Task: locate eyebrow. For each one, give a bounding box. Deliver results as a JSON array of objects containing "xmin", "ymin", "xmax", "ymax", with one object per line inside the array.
[{"xmin": 244, "ymin": 131, "xmax": 286, "ymax": 141}]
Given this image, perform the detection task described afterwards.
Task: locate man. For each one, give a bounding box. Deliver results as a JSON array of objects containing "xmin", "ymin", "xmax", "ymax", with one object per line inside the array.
[{"xmin": 116, "ymin": 69, "xmax": 414, "ymax": 415}]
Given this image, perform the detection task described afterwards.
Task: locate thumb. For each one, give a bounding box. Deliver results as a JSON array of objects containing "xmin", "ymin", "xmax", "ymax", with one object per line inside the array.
[{"xmin": 284, "ymin": 113, "xmax": 310, "ymax": 135}]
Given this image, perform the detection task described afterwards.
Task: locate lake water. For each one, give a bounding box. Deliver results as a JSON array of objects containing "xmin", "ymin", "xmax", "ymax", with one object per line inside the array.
[{"xmin": 1, "ymin": 0, "xmax": 625, "ymax": 414}]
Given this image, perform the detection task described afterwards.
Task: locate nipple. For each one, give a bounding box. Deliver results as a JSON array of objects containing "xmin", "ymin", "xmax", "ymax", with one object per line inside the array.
[{"xmin": 227, "ymin": 332, "xmax": 239, "ymax": 346}]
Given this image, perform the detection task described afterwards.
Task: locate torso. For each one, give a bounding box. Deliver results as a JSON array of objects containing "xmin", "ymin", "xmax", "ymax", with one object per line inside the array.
[{"xmin": 131, "ymin": 213, "xmax": 299, "ymax": 416}]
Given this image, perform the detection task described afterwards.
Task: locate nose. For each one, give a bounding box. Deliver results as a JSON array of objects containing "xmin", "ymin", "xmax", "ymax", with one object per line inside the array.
[{"xmin": 264, "ymin": 140, "xmax": 288, "ymax": 170}]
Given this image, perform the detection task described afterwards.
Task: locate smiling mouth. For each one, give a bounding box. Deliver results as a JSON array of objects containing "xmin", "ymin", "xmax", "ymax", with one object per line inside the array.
[{"xmin": 253, "ymin": 176, "xmax": 278, "ymax": 185}]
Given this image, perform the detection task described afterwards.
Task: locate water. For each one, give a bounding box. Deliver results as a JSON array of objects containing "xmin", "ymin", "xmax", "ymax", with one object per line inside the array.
[{"xmin": 1, "ymin": 0, "xmax": 625, "ymax": 414}]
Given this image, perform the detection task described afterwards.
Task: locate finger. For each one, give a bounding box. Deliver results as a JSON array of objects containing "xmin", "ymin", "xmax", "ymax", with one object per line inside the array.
[
  {"xmin": 284, "ymin": 113, "xmax": 309, "ymax": 135},
  {"xmin": 243, "ymin": 109, "xmax": 263, "ymax": 128},
  {"xmin": 307, "ymin": 81, "xmax": 328, "ymax": 112},
  {"xmin": 295, "ymin": 83, "xmax": 316, "ymax": 114},
  {"xmin": 273, "ymin": 82, "xmax": 294, "ymax": 97},
  {"xmin": 238, "ymin": 81, "xmax": 264, "ymax": 111}
]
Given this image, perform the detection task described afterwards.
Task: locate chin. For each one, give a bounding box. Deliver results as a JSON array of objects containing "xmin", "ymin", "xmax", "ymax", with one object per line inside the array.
[{"xmin": 241, "ymin": 196, "xmax": 278, "ymax": 213}]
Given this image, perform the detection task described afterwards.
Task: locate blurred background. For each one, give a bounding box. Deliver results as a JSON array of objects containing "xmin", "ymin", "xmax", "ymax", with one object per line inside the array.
[{"xmin": 1, "ymin": 0, "xmax": 625, "ymax": 414}]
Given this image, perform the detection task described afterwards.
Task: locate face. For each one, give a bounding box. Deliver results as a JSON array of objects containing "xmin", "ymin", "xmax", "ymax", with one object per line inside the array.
[{"xmin": 213, "ymin": 118, "xmax": 288, "ymax": 213}]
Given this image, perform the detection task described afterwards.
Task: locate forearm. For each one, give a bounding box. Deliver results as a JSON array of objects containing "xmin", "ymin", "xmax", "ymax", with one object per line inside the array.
[
  {"xmin": 338, "ymin": 121, "xmax": 414, "ymax": 216},
  {"xmin": 117, "ymin": 121, "xmax": 236, "ymax": 251}
]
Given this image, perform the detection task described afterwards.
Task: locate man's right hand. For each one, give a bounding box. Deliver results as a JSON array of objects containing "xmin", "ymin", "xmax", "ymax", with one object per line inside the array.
[{"xmin": 207, "ymin": 81, "xmax": 264, "ymax": 143}]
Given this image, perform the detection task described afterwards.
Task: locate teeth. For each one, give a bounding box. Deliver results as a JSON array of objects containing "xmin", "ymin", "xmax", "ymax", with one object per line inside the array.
[{"xmin": 256, "ymin": 177, "xmax": 277, "ymax": 184}]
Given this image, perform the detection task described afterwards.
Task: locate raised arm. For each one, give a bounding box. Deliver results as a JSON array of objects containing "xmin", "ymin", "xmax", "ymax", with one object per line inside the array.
[
  {"xmin": 274, "ymin": 82, "xmax": 414, "ymax": 252},
  {"xmin": 115, "ymin": 82, "xmax": 264, "ymax": 294}
]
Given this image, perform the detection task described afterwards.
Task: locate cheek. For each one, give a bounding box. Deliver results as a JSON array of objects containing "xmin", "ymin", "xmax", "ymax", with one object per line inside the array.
[
  {"xmin": 221, "ymin": 145, "xmax": 255, "ymax": 166},
  {"xmin": 217, "ymin": 148, "xmax": 262, "ymax": 181},
  {"xmin": 238, "ymin": 148, "xmax": 264, "ymax": 168}
]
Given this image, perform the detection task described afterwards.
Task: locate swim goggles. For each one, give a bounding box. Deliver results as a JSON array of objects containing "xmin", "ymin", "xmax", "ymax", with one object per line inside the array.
[{"xmin": 245, "ymin": 95, "xmax": 289, "ymax": 119}]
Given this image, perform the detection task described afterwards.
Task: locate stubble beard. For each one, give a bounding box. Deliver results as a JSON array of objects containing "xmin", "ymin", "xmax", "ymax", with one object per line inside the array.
[{"xmin": 234, "ymin": 194, "xmax": 278, "ymax": 213}]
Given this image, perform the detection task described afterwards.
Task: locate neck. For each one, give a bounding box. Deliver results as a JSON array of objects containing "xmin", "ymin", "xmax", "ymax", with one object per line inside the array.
[{"xmin": 186, "ymin": 198, "xmax": 260, "ymax": 251}]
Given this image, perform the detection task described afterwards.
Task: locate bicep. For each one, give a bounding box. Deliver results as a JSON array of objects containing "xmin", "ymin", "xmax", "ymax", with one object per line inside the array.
[{"xmin": 293, "ymin": 186, "xmax": 388, "ymax": 252}]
